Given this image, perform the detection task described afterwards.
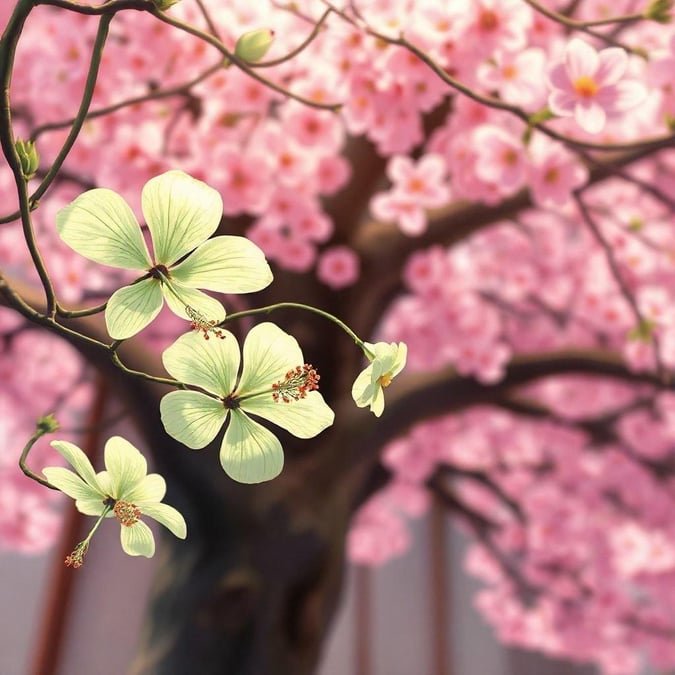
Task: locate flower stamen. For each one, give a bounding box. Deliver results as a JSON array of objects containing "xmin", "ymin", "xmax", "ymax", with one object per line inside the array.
[
  {"xmin": 65, "ymin": 540, "xmax": 89, "ymax": 568},
  {"xmin": 272, "ymin": 364, "xmax": 320, "ymax": 403},
  {"xmin": 186, "ymin": 306, "xmax": 227, "ymax": 340},
  {"xmin": 114, "ymin": 500, "xmax": 142, "ymax": 527},
  {"xmin": 377, "ymin": 372, "xmax": 393, "ymax": 388}
]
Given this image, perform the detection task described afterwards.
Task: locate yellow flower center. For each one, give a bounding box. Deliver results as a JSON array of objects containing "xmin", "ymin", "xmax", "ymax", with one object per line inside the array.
[
  {"xmin": 573, "ymin": 76, "xmax": 599, "ymax": 99},
  {"xmin": 378, "ymin": 372, "xmax": 393, "ymax": 388}
]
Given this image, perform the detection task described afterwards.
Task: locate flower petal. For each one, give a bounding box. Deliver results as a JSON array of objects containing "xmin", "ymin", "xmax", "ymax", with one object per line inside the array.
[
  {"xmin": 49, "ymin": 440, "xmax": 102, "ymax": 493},
  {"xmin": 351, "ymin": 366, "xmax": 385, "ymax": 417},
  {"xmin": 237, "ymin": 323, "xmax": 304, "ymax": 395},
  {"xmin": 56, "ymin": 188, "xmax": 151, "ymax": 270},
  {"xmin": 565, "ymin": 38, "xmax": 598, "ymax": 81},
  {"xmin": 170, "ymin": 236, "xmax": 273, "ymax": 293},
  {"xmin": 104, "ymin": 436, "xmax": 147, "ymax": 500},
  {"xmin": 160, "ymin": 390, "xmax": 227, "ymax": 449},
  {"xmin": 595, "ymin": 47, "xmax": 627, "ymax": 86},
  {"xmin": 575, "ymin": 100, "xmax": 606, "ymax": 134},
  {"xmin": 42, "ymin": 466, "xmax": 102, "ymax": 503},
  {"xmin": 120, "ymin": 520, "xmax": 155, "ymax": 557},
  {"xmin": 220, "ymin": 411, "xmax": 284, "ymax": 483},
  {"xmin": 242, "ymin": 391, "xmax": 334, "ymax": 438},
  {"xmin": 76, "ymin": 498, "xmax": 112, "ymax": 516},
  {"xmin": 162, "ymin": 330, "xmax": 239, "ymax": 396},
  {"xmin": 139, "ymin": 502, "xmax": 187, "ymax": 539},
  {"xmin": 125, "ymin": 473, "xmax": 166, "ymax": 504},
  {"xmin": 141, "ymin": 170, "xmax": 223, "ymax": 265},
  {"xmin": 161, "ymin": 281, "xmax": 226, "ymax": 325},
  {"xmin": 105, "ymin": 279, "xmax": 164, "ymax": 340}
]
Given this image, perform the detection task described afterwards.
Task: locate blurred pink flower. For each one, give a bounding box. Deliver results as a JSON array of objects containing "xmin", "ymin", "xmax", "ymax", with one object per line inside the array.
[{"xmin": 547, "ymin": 38, "xmax": 647, "ymax": 134}]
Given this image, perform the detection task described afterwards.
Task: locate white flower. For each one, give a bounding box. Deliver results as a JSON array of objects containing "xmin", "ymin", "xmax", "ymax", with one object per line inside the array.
[
  {"xmin": 56, "ymin": 170, "xmax": 272, "ymax": 339},
  {"xmin": 159, "ymin": 322, "xmax": 335, "ymax": 483},
  {"xmin": 352, "ymin": 341, "xmax": 407, "ymax": 417},
  {"xmin": 43, "ymin": 436, "xmax": 186, "ymax": 563}
]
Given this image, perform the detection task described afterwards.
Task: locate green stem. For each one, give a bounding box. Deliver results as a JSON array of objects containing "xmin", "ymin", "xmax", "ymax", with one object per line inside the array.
[
  {"xmin": 19, "ymin": 422, "xmax": 60, "ymax": 491},
  {"xmin": 30, "ymin": 15, "xmax": 113, "ymax": 208},
  {"xmin": 110, "ymin": 348, "xmax": 183, "ymax": 387},
  {"xmin": 223, "ymin": 302, "xmax": 368, "ymax": 351},
  {"xmin": 152, "ymin": 9, "xmax": 341, "ymax": 112}
]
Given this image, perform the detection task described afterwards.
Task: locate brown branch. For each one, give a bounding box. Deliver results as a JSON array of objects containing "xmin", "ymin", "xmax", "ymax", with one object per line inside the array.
[{"xmin": 338, "ymin": 349, "xmax": 664, "ymax": 476}]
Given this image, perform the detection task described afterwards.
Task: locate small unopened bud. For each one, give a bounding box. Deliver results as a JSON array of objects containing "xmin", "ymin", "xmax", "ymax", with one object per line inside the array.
[
  {"xmin": 36, "ymin": 414, "xmax": 60, "ymax": 435},
  {"xmin": 152, "ymin": 0, "xmax": 181, "ymax": 10},
  {"xmin": 234, "ymin": 28, "xmax": 275, "ymax": 63},
  {"xmin": 644, "ymin": 0, "xmax": 673, "ymax": 23},
  {"xmin": 15, "ymin": 138, "xmax": 39, "ymax": 180}
]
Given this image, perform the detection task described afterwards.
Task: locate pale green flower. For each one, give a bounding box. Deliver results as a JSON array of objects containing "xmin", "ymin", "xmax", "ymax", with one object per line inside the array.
[
  {"xmin": 56, "ymin": 170, "xmax": 273, "ymax": 339},
  {"xmin": 160, "ymin": 322, "xmax": 335, "ymax": 483},
  {"xmin": 352, "ymin": 341, "xmax": 407, "ymax": 417},
  {"xmin": 43, "ymin": 436, "xmax": 186, "ymax": 563}
]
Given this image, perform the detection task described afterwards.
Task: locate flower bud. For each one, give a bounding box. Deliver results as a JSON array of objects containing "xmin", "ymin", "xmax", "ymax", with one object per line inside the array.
[
  {"xmin": 152, "ymin": 0, "xmax": 181, "ymax": 10},
  {"xmin": 15, "ymin": 138, "xmax": 39, "ymax": 180},
  {"xmin": 234, "ymin": 28, "xmax": 275, "ymax": 63},
  {"xmin": 36, "ymin": 414, "xmax": 60, "ymax": 435},
  {"xmin": 644, "ymin": 0, "xmax": 672, "ymax": 23}
]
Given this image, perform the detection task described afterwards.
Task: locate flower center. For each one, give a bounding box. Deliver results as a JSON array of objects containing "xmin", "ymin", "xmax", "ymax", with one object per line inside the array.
[
  {"xmin": 223, "ymin": 393, "xmax": 241, "ymax": 410},
  {"xmin": 478, "ymin": 9, "xmax": 499, "ymax": 31},
  {"xmin": 573, "ymin": 76, "xmax": 599, "ymax": 99},
  {"xmin": 149, "ymin": 263, "xmax": 171, "ymax": 280},
  {"xmin": 272, "ymin": 364, "xmax": 320, "ymax": 403},
  {"xmin": 113, "ymin": 500, "xmax": 141, "ymax": 527},
  {"xmin": 378, "ymin": 372, "xmax": 393, "ymax": 388}
]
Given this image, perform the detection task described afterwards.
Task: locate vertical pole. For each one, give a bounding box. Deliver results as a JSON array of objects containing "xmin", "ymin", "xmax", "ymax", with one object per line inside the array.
[
  {"xmin": 354, "ymin": 565, "xmax": 373, "ymax": 675},
  {"xmin": 30, "ymin": 378, "xmax": 109, "ymax": 675},
  {"xmin": 430, "ymin": 497, "xmax": 451, "ymax": 675}
]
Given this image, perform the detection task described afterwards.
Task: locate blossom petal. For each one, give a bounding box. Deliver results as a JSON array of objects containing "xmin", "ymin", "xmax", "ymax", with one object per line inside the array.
[
  {"xmin": 139, "ymin": 502, "xmax": 187, "ymax": 539},
  {"xmin": 49, "ymin": 440, "xmax": 102, "ymax": 493},
  {"xmin": 160, "ymin": 390, "xmax": 227, "ymax": 449},
  {"xmin": 56, "ymin": 189, "xmax": 151, "ymax": 270},
  {"xmin": 161, "ymin": 281, "xmax": 226, "ymax": 325},
  {"xmin": 575, "ymin": 100, "xmax": 606, "ymax": 134},
  {"xmin": 242, "ymin": 391, "xmax": 334, "ymax": 438},
  {"xmin": 565, "ymin": 38, "xmax": 598, "ymax": 81},
  {"xmin": 598, "ymin": 81, "xmax": 647, "ymax": 113},
  {"xmin": 141, "ymin": 170, "xmax": 223, "ymax": 265},
  {"xmin": 120, "ymin": 520, "xmax": 155, "ymax": 557},
  {"xmin": 170, "ymin": 236, "xmax": 273, "ymax": 293},
  {"xmin": 237, "ymin": 322, "xmax": 304, "ymax": 395},
  {"xmin": 162, "ymin": 330, "xmax": 239, "ymax": 396},
  {"xmin": 548, "ymin": 89, "xmax": 576, "ymax": 116},
  {"xmin": 220, "ymin": 411, "xmax": 284, "ymax": 483},
  {"xmin": 125, "ymin": 473, "xmax": 166, "ymax": 504},
  {"xmin": 42, "ymin": 466, "xmax": 102, "ymax": 503},
  {"xmin": 351, "ymin": 365, "xmax": 385, "ymax": 417},
  {"xmin": 105, "ymin": 279, "xmax": 164, "ymax": 340},
  {"xmin": 75, "ymin": 498, "xmax": 112, "ymax": 516},
  {"xmin": 104, "ymin": 436, "xmax": 147, "ymax": 500},
  {"xmin": 595, "ymin": 47, "xmax": 627, "ymax": 86}
]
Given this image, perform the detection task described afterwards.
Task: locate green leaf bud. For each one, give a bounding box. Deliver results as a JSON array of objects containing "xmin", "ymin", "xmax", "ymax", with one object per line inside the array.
[
  {"xmin": 234, "ymin": 28, "xmax": 275, "ymax": 63},
  {"xmin": 15, "ymin": 138, "xmax": 39, "ymax": 180},
  {"xmin": 152, "ymin": 0, "xmax": 181, "ymax": 10},
  {"xmin": 36, "ymin": 413, "xmax": 60, "ymax": 435},
  {"xmin": 644, "ymin": 0, "xmax": 673, "ymax": 23}
]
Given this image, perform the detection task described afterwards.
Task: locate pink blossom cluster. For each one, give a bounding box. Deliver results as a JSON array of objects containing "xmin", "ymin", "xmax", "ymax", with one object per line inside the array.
[
  {"xmin": 0, "ymin": 309, "xmax": 90, "ymax": 553},
  {"xmin": 351, "ymin": 390, "xmax": 675, "ymax": 673}
]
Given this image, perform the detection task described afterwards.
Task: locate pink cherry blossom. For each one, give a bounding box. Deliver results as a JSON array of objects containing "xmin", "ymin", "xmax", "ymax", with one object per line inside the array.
[
  {"xmin": 547, "ymin": 38, "xmax": 647, "ymax": 134},
  {"xmin": 316, "ymin": 246, "xmax": 360, "ymax": 289}
]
